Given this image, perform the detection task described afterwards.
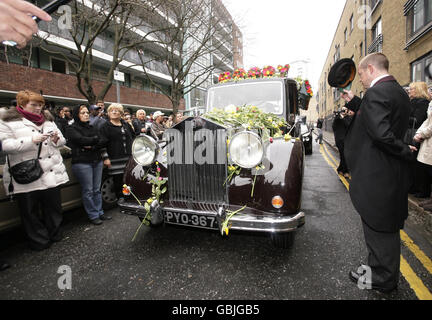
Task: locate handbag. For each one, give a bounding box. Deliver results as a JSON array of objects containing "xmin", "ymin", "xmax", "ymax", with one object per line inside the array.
[{"xmin": 7, "ymin": 142, "xmax": 43, "ymax": 192}]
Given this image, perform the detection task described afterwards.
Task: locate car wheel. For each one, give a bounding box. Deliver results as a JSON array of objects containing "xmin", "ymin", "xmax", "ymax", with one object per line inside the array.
[
  {"xmin": 101, "ymin": 175, "xmax": 117, "ymax": 210},
  {"xmin": 270, "ymin": 232, "xmax": 295, "ymax": 249}
]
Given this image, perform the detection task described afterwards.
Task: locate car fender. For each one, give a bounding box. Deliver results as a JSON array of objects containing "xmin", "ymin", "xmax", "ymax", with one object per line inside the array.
[{"xmin": 229, "ymin": 138, "xmax": 304, "ymax": 215}]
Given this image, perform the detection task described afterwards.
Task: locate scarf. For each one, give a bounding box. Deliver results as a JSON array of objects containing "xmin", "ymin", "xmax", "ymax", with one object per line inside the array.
[{"xmin": 16, "ymin": 106, "xmax": 45, "ymax": 126}]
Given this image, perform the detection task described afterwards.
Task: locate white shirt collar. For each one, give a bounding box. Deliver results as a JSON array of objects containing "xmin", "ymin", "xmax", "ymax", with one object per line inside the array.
[{"xmin": 370, "ymin": 74, "xmax": 390, "ymax": 88}]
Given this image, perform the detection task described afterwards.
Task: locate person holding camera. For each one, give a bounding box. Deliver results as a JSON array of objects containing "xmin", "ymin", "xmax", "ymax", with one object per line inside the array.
[
  {"xmin": 0, "ymin": 90, "xmax": 69, "ymax": 251},
  {"xmin": 0, "ymin": 0, "xmax": 52, "ymax": 48}
]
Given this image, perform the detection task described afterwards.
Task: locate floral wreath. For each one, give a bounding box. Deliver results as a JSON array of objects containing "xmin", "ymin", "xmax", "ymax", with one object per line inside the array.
[
  {"xmin": 278, "ymin": 64, "xmax": 290, "ymax": 77},
  {"xmin": 262, "ymin": 65, "xmax": 276, "ymax": 77},
  {"xmin": 218, "ymin": 71, "xmax": 232, "ymax": 83},
  {"xmin": 304, "ymin": 80, "xmax": 313, "ymax": 97},
  {"xmin": 233, "ymin": 68, "xmax": 247, "ymax": 80},
  {"xmin": 247, "ymin": 67, "xmax": 262, "ymax": 79}
]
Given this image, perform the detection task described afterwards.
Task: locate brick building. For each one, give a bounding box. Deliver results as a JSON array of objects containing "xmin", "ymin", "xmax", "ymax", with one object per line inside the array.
[
  {"xmin": 317, "ymin": 0, "xmax": 432, "ymax": 130},
  {"xmin": 0, "ymin": 0, "xmax": 243, "ymax": 114}
]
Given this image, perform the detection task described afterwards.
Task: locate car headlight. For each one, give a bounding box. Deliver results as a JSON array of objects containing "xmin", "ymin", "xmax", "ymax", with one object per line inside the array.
[
  {"xmin": 229, "ymin": 131, "xmax": 264, "ymax": 169},
  {"xmin": 132, "ymin": 135, "xmax": 158, "ymax": 166}
]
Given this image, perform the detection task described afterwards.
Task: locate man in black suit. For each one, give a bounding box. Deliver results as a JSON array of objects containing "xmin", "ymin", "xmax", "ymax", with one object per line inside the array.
[{"xmin": 342, "ymin": 53, "xmax": 416, "ymax": 293}]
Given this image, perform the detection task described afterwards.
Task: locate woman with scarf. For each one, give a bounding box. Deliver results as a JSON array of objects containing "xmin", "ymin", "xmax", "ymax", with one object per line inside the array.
[
  {"xmin": 0, "ymin": 90, "xmax": 69, "ymax": 251},
  {"xmin": 66, "ymin": 104, "xmax": 111, "ymax": 225}
]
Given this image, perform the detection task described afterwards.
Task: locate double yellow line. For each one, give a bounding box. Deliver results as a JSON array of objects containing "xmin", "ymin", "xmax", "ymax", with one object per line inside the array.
[{"xmin": 319, "ymin": 143, "xmax": 432, "ymax": 300}]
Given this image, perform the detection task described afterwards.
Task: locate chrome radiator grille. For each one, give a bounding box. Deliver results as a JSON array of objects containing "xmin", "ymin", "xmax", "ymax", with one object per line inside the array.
[{"xmin": 167, "ymin": 118, "xmax": 228, "ymax": 204}]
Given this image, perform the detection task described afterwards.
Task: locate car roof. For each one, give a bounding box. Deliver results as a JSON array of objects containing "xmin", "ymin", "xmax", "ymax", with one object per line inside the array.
[{"xmin": 207, "ymin": 77, "xmax": 297, "ymax": 90}]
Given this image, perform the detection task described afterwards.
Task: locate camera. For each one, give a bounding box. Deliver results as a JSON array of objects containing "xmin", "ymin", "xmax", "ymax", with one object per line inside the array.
[{"xmin": 333, "ymin": 110, "xmax": 344, "ymax": 118}]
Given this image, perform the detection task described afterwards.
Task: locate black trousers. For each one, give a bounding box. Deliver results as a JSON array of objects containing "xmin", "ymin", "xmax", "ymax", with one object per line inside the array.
[
  {"xmin": 362, "ymin": 220, "xmax": 401, "ymax": 289},
  {"xmin": 335, "ymin": 140, "xmax": 348, "ymax": 174},
  {"xmin": 15, "ymin": 186, "xmax": 63, "ymax": 250}
]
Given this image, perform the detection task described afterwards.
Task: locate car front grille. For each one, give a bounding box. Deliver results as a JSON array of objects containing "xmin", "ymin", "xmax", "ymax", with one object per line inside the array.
[{"xmin": 167, "ymin": 118, "xmax": 228, "ymax": 204}]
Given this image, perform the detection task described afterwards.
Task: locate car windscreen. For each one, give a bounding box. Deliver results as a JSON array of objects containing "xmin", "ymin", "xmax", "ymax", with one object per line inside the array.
[
  {"xmin": 206, "ymin": 81, "xmax": 284, "ymax": 115},
  {"xmin": 300, "ymin": 124, "xmax": 310, "ymax": 135}
]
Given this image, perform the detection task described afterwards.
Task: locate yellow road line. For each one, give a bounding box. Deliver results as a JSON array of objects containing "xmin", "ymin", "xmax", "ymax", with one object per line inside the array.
[
  {"xmin": 319, "ymin": 145, "xmax": 350, "ymax": 190},
  {"xmin": 319, "ymin": 142, "xmax": 432, "ymax": 300},
  {"xmin": 401, "ymin": 230, "xmax": 432, "ymax": 275},
  {"xmin": 322, "ymin": 143, "xmax": 340, "ymax": 169},
  {"xmin": 400, "ymin": 256, "xmax": 432, "ymax": 300}
]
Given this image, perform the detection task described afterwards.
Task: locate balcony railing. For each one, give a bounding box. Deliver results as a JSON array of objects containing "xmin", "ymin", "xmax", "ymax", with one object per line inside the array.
[{"xmin": 368, "ymin": 34, "xmax": 383, "ymax": 53}]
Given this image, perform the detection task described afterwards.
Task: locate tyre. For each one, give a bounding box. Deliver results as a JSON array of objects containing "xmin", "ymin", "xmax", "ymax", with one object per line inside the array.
[
  {"xmin": 100, "ymin": 174, "xmax": 117, "ymax": 210},
  {"xmin": 270, "ymin": 232, "xmax": 295, "ymax": 249}
]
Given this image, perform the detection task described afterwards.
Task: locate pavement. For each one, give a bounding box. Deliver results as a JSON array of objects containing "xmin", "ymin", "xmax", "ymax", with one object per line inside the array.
[{"xmin": 317, "ymin": 130, "xmax": 432, "ymax": 236}]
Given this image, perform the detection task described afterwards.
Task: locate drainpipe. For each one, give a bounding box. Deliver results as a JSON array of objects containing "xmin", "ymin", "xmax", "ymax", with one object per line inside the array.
[{"xmin": 364, "ymin": 0, "xmax": 368, "ymax": 56}]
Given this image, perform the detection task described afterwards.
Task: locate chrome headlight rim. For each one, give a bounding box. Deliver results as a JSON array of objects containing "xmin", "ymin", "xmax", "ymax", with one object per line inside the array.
[
  {"xmin": 132, "ymin": 135, "xmax": 159, "ymax": 166},
  {"xmin": 229, "ymin": 131, "xmax": 264, "ymax": 169}
]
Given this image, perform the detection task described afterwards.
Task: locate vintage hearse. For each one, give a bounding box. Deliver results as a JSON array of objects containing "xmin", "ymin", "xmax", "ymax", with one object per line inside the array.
[{"xmin": 119, "ymin": 77, "xmax": 310, "ymax": 248}]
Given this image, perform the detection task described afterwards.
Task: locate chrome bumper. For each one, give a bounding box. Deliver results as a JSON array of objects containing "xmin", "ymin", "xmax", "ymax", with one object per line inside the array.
[{"xmin": 118, "ymin": 199, "xmax": 305, "ymax": 234}]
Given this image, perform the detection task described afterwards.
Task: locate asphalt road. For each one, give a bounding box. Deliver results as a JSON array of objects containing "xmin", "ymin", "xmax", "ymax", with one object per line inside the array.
[{"xmin": 0, "ymin": 139, "xmax": 431, "ymax": 300}]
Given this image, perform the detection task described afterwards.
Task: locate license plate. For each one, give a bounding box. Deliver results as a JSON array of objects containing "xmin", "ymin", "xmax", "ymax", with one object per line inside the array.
[{"xmin": 164, "ymin": 211, "xmax": 218, "ymax": 229}]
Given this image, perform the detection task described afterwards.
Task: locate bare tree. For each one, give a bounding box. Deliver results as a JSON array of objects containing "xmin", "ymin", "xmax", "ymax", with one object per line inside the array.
[
  {"xmin": 133, "ymin": 0, "xmax": 235, "ymax": 114},
  {"xmin": 36, "ymin": 0, "xmax": 165, "ymax": 104}
]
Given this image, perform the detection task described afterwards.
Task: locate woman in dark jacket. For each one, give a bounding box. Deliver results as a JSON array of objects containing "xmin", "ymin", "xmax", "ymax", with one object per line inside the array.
[
  {"xmin": 407, "ymin": 82, "xmax": 431, "ymax": 198},
  {"xmin": 99, "ymin": 103, "xmax": 134, "ymax": 200},
  {"xmin": 66, "ymin": 105, "xmax": 110, "ymax": 225}
]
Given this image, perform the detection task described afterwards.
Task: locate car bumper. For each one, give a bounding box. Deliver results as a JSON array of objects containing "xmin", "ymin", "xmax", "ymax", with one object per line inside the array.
[{"xmin": 118, "ymin": 198, "xmax": 305, "ymax": 234}]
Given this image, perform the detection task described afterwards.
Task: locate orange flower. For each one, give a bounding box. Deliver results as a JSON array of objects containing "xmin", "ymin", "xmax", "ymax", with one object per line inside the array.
[{"xmin": 122, "ymin": 184, "xmax": 131, "ymax": 196}]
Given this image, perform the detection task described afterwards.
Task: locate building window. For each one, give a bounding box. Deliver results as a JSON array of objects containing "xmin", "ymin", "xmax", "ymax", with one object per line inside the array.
[
  {"xmin": 51, "ymin": 57, "xmax": 68, "ymax": 74},
  {"xmin": 360, "ymin": 42, "xmax": 363, "ymax": 57},
  {"xmin": 334, "ymin": 45, "xmax": 340, "ymax": 63},
  {"xmin": 372, "ymin": 18, "xmax": 382, "ymax": 41},
  {"xmin": 344, "ymin": 28, "xmax": 348, "ymax": 44},
  {"xmin": 350, "ymin": 14, "xmax": 354, "ymax": 32},
  {"xmin": 370, "ymin": 0, "xmax": 382, "ymax": 13},
  {"xmin": 369, "ymin": 18, "xmax": 383, "ymax": 53},
  {"xmin": 411, "ymin": 51, "xmax": 432, "ymax": 84},
  {"xmin": 406, "ymin": 0, "xmax": 432, "ymax": 44}
]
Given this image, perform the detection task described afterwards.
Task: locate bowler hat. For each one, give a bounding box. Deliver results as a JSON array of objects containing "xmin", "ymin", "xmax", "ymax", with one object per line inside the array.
[{"xmin": 328, "ymin": 58, "xmax": 356, "ymax": 89}]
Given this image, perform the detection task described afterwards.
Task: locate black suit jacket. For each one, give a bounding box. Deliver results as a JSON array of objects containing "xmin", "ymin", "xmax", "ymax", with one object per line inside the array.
[{"xmin": 344, "ymin": 76, "xmax": 413, "ymax": 232}]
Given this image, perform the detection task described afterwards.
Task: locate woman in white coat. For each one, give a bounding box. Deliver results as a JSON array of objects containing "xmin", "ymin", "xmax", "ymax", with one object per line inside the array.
[
  {"xmin": 0, "ymin": 90, "xmax": 69, "ymax": 251},
  {"xmin": 414, "ymin": 100, "xmax": 432, "ymax": 211}
]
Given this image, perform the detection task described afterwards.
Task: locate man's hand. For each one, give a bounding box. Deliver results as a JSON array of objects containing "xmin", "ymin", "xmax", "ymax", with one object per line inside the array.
[
  {"xmin": 341, "ymin": 90, "xmax": 354, "ymax": 103},
  {"xmin": 409, "ymin": 145, "xmax": 418, "ymax": 152},
  {"xmin": 0, "ymin": 0, "xmax": 52, "ymax": 48}
]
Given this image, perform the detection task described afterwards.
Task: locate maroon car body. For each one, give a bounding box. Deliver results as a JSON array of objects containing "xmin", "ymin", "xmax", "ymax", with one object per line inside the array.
[{"xmin": 119, "ymin": 78, "xmax": 307, "ymax": 248}]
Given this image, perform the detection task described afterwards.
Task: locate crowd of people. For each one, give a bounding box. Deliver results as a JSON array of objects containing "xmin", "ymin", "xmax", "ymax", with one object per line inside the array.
[
  {"xmin": 330, "ymin": 81, "xmax": 432, "ymax": 186},
  {"xmin": 0, "ymin": 89, "xmax": 184, "ymax": 271}
]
